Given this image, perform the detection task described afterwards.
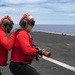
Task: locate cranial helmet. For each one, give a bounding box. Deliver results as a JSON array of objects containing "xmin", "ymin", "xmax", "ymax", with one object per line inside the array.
[
  {"xmin": 19, "ymin": 13, "xmax": 35, "ymax": 26},
  {"xmin": 0, "ymin": 16, "xmax": 14, "ymax": 28}
]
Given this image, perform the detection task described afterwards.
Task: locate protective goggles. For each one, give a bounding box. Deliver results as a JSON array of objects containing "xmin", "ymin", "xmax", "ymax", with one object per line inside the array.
[
  {"xmin": 27, "ymin": 20, "xmax": 35, "ymax": 26},
  {"xmin": 3, "ymin": 21, "xmax": 14, "ymax": 29},
  {"xmin": 9, "ymin": 22, "xmax": 14, "ymax": 29}
]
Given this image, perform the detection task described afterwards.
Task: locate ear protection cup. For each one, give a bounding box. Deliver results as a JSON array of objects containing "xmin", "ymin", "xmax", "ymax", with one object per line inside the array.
[
  {"xmin": 2, "ymin": 19, "xmax": 10, "ymax": 27},
  {"xmin": 20, "ymin": 19, "xmax": 27, "ymax": 27}
]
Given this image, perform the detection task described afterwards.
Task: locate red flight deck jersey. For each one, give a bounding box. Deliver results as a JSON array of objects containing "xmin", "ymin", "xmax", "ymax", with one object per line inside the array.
[
  {"xmin": 10, "ymin": 30, "xmax": 37, "ymax": 64},
  {"xmin": 0, "ymin": 27, "xmax": 15, "ymax": 66}
]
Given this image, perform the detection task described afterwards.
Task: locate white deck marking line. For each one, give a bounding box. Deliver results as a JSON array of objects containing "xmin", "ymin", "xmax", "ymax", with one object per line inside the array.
[{"xmin": 43, "ymin": 56, "xmax": 75, "ymax": 72}]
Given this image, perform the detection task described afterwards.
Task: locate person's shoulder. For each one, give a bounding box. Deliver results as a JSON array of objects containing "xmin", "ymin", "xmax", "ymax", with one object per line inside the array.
[
  {"xmin": 17, "ymin": 30, "xmax": 28, "ymax": 37},
  {"xmin": 19, "ymin": 30, "xmax": 27, "ymax": 34},
  {"xmin": 0, "ymin": 30, "xmax": 6, "ymax": 35},
  {"xmin": 0, "ymin": 30, "xmax": 6, "ymax": 38}
]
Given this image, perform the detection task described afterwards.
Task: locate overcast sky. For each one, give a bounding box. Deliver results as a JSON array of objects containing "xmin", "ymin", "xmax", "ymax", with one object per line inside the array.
[{"xmin": 0, "ymin": 0, "xmax": 75, "ymax": 25}]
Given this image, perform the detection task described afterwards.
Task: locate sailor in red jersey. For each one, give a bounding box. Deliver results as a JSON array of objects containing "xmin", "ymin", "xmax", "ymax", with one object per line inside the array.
[
  {"xmin": 9, "ymin": 13, "xmax": 41, "ymax": 75},
  {"xmin": 0, "ymin": 16, "xmax": 15, "ymax": 75}
]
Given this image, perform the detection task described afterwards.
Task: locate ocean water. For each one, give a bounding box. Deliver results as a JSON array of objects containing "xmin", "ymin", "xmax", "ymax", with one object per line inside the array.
[{"xmin": 32, "ymin": 25, "xmax": 75, "ymax": 35}]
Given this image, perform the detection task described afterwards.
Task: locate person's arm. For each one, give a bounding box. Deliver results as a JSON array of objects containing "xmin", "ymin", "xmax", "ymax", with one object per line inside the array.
[
  {"xmin": 0, "ymin": 31, "xmax": 15, "ymax": 50},
  {"xmin": 17, "ymin": 31, "xmax": 37, "ymax": 55}
]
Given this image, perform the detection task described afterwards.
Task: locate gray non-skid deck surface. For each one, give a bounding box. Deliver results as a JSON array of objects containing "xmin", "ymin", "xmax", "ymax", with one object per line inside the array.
[{"xmin": 1, "ymin": 32, "xmax": 75, "ymax": 75}]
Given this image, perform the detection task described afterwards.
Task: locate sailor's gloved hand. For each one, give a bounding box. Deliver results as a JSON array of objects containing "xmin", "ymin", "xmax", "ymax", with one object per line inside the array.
[
  {"xmin": 34, "ymin": 53, "xmax": 42, "ymax": 61},
  {"xmin": 35, "ymin": 47, "xmax": 42, "ymax": 56},
  {"xmin": 34, "ymin": 47, "xmax": 43, "ymax": 61}
]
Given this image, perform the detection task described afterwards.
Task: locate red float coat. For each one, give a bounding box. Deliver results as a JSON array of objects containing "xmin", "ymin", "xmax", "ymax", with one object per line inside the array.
[
  {"xmin": 0, "ymin": 27, "xmax": 15, "ymax": 66},
  {"xmin": 10, "ymin": 30, "xmax": 37, "ymax": 64}
]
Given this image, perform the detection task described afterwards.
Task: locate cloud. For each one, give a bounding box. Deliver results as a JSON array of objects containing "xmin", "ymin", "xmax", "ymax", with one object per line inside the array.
[
  {"xmin": 68, "ymin": 13, "xmax": 75, "ymax": 16},
  {"xmin": 0, "ymin": 0, "xmax": 75, "ymax": 24},
  {"xmin": 1, "ymin": 0, "xmax": 47, "ymax": 4}
]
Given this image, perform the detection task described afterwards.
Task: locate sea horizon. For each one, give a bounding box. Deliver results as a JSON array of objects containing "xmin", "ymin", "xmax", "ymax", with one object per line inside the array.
[
  {"xmin": 32, "ymin": 25, "xmax": 75, "ymax": 36},
  {"xmin": 13, "ymin": 24, "xmax": 75, "ymax": 35}
]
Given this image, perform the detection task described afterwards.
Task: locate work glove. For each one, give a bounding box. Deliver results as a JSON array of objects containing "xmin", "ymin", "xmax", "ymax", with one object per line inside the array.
[
  {"xmin": 34, "ymin": 47, "xmax": 43, "ymax": 61},
  {"xmin": 34, "ymin": 53, "xmax": 42, "ymax": 61}
]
